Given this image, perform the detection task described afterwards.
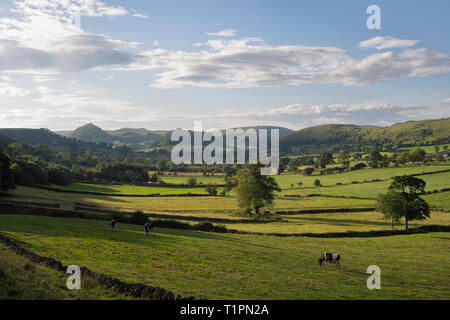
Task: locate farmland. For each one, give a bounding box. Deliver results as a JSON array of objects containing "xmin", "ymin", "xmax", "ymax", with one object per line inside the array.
[
  {"xmin": 0, "ymin": 163, "xmax": 449, "ymax": 300},
  {"xmin": 0, "ymin": 214, "xmax": 448, "ymax": 299}
]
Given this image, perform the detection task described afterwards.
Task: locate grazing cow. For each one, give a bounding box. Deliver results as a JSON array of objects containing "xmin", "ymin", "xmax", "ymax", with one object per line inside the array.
[
  {"xmin": 319, "ymin": 252, "xmax": 341, "ymax": 268},
  {"xmin": 144, "ymin": 222, "xmax": 154, "ymax": 235},
  {"xmin": 109, "ymin": 219, "xmax": 117, "ymax": 230}
]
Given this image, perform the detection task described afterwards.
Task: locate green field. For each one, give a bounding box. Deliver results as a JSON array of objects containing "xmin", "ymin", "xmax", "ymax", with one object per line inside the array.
[
  {"xmin": 0, "ymin": 214, "xmax": 448, "ymax": 299},
  {"xmin": 159, "ymin": 175, "xmax": 225, "ymax": 185},
  {"xmin": 61, "ymin": 182, "xmax": 217, "ymax": 195},
  {"xmin": 1, "ymin": 163, "xmax": 448, "ymax": 300},
  {"xmin": 0, "ymin": 243, "xmax": 128, "ymax": 300},
  {"xmin": 275, "ymin": 165, "xmax": 450, "ymax": 189}
]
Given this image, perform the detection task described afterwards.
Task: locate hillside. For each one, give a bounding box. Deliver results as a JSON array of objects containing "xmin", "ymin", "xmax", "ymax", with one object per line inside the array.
[
  {"xmin": 0, "ymin": 127, "xmax": 112, "ymax": 153},
  {"xmin": 280, "ymin": 118, "xmax": 450, "ymax": 154},
  {"xmin": 68, "ymin": 123, "xmax": 167, "ymax": 150}
]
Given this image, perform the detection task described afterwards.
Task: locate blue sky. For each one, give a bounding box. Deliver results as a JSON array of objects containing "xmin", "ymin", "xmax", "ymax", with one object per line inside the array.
[{"xmin": 0, "ymin": 0, "xmax": 449, "ymax": 130}]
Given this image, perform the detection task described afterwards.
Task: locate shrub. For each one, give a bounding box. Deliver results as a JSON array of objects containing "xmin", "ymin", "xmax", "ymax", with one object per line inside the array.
[
  {"xmin": 314, "ymin": 179, "xmax": 321, "ymax": 187},
  {"xmin": 187, "ymin": 177, "xmax": 197, "ymax": 186},
  {"xmin": 205, "ymin": 186, "xmax": 218, "ymax": 196},
  {"xmin": 129, "ymin": 210, "xmax": 148, "ymax": 224}
]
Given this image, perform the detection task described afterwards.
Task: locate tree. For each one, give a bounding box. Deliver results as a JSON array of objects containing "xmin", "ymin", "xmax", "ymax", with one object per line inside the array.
[
  {"xmin": 314, "ymin": 179, "xmax": 321, "ymax": 187},
  {"xmin": 205, "ymin": 186, "xmax": 218, "ymax": 196},
  {"xmin": 367, "ymin": 150, "xmax": 382, "ymax": 168},
  {"xmin": 408, "ymin": 149, "xmax": 426, "ymax": 163},
  {"xmin": 187, "ymin": 177, "xmax": 197, "ymax": 186},
  {"xmin": 316, "ymin": 152, "xmax": 333, "ymax": 169},
  {"xmin": 434, "ymin": 145, "xmax": 440, "ymax": 153},
  {"xmin": 149, "ymin": 172, "xmax": 159, "ymax": 183},
  {"xmin": 0, "ymin": 152, "xmax": 15, "ymax": 191},
  {"xmin": 235, "ymin": 164, "xmax": 281, "ymax": 214},
  {"xmin": 338, "ymin": 151, "xmax": 351, "ymax": 169},
  {"xmin": 304, "ymin": 167, "xmax": 314, "ymax": 175},
  {"xmin": 377, "ymin": 175, "xmax": 431, "ymax": 229},
  {"xmin": 376, "ymin": 191, "xmax": 406, "ymax": 230}
]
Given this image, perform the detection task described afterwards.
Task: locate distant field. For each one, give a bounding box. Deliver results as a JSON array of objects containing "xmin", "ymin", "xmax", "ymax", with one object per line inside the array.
[
  {"xmin": 159, "ymin": 175, "xmax": 225, "ymax": 185},
  {"xmin": 283, "ymin": 171, "xmax": 450, "ymax": 200},
  {"xmin": 1, "ymin": 186, "xmax": 375, "ymax": 218},
  {"xmin": 0, "ymin": 214, "xmax": 448, "ymax": 299},
  {"xmin": 275, "ymin": 165, "xmax": 450, "ymax": 189},
  {"xmin": 61, "ymin": 182, "xmax": 217, "ymax": 195},
  {"xmin": 395, "ymin": 144, "xmax": 450, "ymax": 153}
]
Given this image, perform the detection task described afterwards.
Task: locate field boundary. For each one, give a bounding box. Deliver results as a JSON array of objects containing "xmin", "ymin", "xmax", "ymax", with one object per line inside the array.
[{"xmin": 0, "ymin": 232, "xmax": 194, "ymax": 300}]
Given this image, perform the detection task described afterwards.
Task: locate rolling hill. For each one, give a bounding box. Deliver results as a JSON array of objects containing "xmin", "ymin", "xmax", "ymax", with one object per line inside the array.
[
  {"xmin": 280, "ymin": 118, "xmax": 450, "ymax": 154},
  {"xmin": 67, "ymin": 123, "xmax": 167, "ymax": 150}
]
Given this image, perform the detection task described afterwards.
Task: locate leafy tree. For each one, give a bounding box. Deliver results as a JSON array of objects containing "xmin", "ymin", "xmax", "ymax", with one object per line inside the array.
[
  {"xmin": 205, "ymin": 186, "xmax": 218, "ymax": 196},
  {"xmin": 304, "ymin": 167, "xmax": 314, "ymax": 175},
  {"xmin": 377, "ymin": 176, "xmax": 431, "ymax": 229},
  {"xmin": 149, "ymin": 172, "xmax": 159, "ymax": 183},
  {"xmin": 0, "ymin": 152, "xmax": 15, "ymax": 191},
  {"xmin": 338, "ymin": 151, "xmax": 351, "ymax": 169},
  {"xmin": 367, "ymin": 150, "xmax": 382, "ymax": 168},
  {"xmin": 314, "ymin": 179, "xmax": 321, "ymax": 187},
  {"xmin": 46, "ymin": 163, "xmax": 71, "ymax": 185},
  {"xmin": 434, "ymin": 145, "xmax": 440, "ymax": 153},
  {"xmin": 187, "ymin": 177, "xmax": 197, "ymax": 186},
  {"xmin": 376, "ymin": 191, "xmax": 405, "ymax": 230},
  {"xmin": 235, "ymin": 164, "xmax": 281, "ymax": 214},
  {"xmin": 316, "ymin": 152, "xmax": 333, "ymax": 168},
  {"xmin": 408, "ymin": 149, "xmax": 426, "ymax": 163}
]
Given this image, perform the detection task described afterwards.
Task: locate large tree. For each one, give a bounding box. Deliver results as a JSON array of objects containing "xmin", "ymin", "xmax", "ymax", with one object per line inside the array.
[
  {"xmin": 0, "ymin": 152, "xmax": 16, "ymax": 191},
  {"xmin": 377, "ymin": 175, "xmax": 430, "ymax": 229},
  {"xmin": 235, "ymin": 164, "xmax": 281, "ymax": 215}
]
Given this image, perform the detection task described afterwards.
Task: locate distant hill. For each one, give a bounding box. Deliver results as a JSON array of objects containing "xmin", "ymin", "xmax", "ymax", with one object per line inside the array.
[
  {"xmin": 154, "ymin": 126, "xmax": 294, "ymax": 149},
  {"xmin": 280, "ymin": 118, "xmax": 450, "ymax": 154},
  {"xmin": 67, "ymin": 123, "xmax": 167, "ymax": 150},
  {"xmin": 0, "ymin": 127, "xmax": 112, "ymax": 152}
]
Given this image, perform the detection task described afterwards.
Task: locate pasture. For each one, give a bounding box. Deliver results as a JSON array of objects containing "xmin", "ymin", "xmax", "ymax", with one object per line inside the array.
[
  {"xmin": 0, "ymin": 163, "xmax": 448, "ymax": 300},
  {"xmin": 0, "ymin": 214, "xmax": 448, "ymax": 300}
]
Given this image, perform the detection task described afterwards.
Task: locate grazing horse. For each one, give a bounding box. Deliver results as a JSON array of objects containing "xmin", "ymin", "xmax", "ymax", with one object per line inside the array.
[
  {"xmin": 144, "ymin": 222, "xmax": 154, "ymax": 235},
  {"xmin": 319, "ymin": 252, "xmax": 341, "ymax": 268},
  {"xmin": 109, "ymin": 219, "xmax": 117, "ymax": 230}
]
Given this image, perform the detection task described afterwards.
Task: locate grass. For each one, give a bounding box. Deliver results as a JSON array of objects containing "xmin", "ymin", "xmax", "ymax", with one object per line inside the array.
[
  {"xmin": 275, "ymin": 165, "xmax": 450, "ymax": 189},
  {"xmin": 1, "ymin": 186, "xmax": 375, "ymax": 218},
  {"xmin": 158, "ymin": 175, "xmax": 225, "ymax": 185},
  {"xmin": 283, "ymin": 171, "xmax": 450, "ymax": 201},
  {"xmin": 0, "ymin": 243, "xmax": 130, "ymax": 300},
  {"xmin": 61, "ymin": 182, "xmax": 217, "ymax": 195},
  {"xmin": 0, "ymin": 214, "xmax": 448, "ymax": 300}
]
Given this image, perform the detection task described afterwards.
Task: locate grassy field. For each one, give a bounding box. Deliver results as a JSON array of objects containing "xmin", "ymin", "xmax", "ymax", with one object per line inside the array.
[
  {"xmin": 283, "ymin": 171, "xmax": 450, "ymax": 200},
  {"xmin": 275, "ymin": 165, "xmax": 450, "ymax": 189},
  {"xmin": 0, "ymin": 214, "xmax": 448, "ymax": 300},
  {"xmin": 158, "ymin": 175, "xmax": 225, "ymax": 185},
  {"xmin": 61, "ymin": 182, "xmax": 217, "ymax": 195},
  {"xmin": 1, "ymin": 186, "xmax": 375, "ymax": 217},
  {"xmin": 0, "ymin": 243, "xmax": 129, "ymax": 300}
]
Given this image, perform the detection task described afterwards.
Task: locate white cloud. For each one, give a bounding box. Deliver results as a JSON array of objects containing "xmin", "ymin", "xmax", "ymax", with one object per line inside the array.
[
  {"xmin": 205, "ymin": 29, "xmax": 237, "ymax": 37},
  {"xmin": 0, "ymin": 82, "xmax": 30, "ymax": 97},
  {"xmin": 359, "ymin": 36, "xmax": 419, "ymax": 50},
  {"xmin": 153, "ymin": 40, "xmax": 160, "ymax": 46},
  {"xmin": 126, "ymin": 37, "xmax": 450, "ymax": 89},
  {"xmin": 0, "ymin": 0, "xmax": 143, "ymax": 73}
]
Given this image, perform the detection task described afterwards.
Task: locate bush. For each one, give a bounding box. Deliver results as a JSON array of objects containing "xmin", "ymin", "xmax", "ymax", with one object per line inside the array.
[
  {"xmin": 304, "ymin": 167, "xmax": 315, "ymax": 175},
  {"xmin": 314, "ymin": 179, "xmax": 321, "ymax": 187},
  {"xmin": 187, "ymin": 177, "xmax": 197, "ymax": 186},
  {"xmin": 205, "ymin": 186, "xmax": 218, "ymax": 196},
  {"xmin": 351, "ymin": 162, "xmax": 367, "ymax": 170},
  {"xmin": 128, "ymin": 210, "xmax": 148, "ymax": 224}
]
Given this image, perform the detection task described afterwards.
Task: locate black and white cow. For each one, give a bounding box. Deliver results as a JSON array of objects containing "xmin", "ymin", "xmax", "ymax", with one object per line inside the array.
[
  {"xmin": 318, "ymin": 252, "xmax": 341, "ymax": 268},
  {"xmin": 109, "ymin": 219, "xmax": 117, "ymax": 230},
  {"xmin": 144, "ymin": 222, "xmax": 154, "ymax": 235}
]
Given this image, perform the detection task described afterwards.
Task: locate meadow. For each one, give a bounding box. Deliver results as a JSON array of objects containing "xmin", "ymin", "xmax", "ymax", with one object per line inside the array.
[
  {"xmin": 0, "ymin": 214, "xmax": 448, "ymax": 300},
  {"xmin": 61, "ymin": 182, "xmax": 217, "ymax": 195},
  {"xmin": 0, "ymin": 163, "xmax": 448, "ymax": 300}
]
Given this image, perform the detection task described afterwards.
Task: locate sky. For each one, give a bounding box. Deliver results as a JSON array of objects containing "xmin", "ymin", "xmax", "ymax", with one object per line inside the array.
[{"xmin": 0, "ymin": 0, "xmax": 449, "ymax": 131}]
